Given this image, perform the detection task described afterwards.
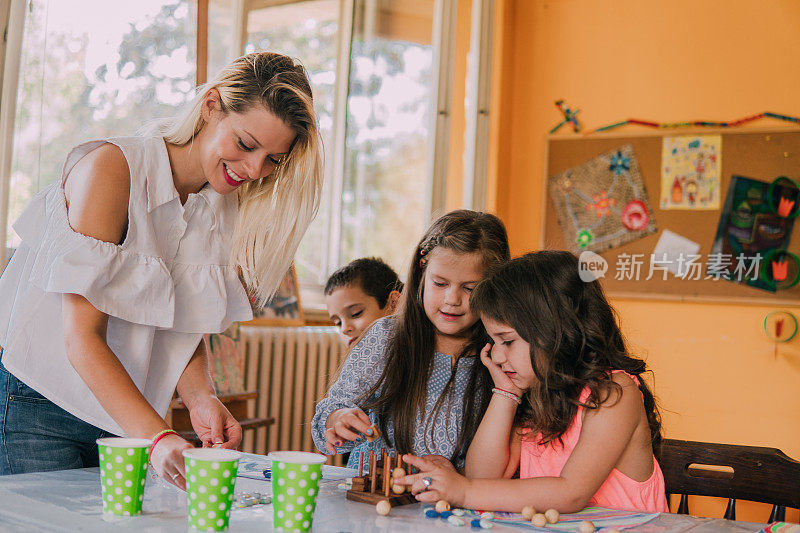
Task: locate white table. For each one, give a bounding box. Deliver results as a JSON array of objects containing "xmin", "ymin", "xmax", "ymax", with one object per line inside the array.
[{"xmin": 0, "ymin": 454, "xmax": 768, "ymax": 532}]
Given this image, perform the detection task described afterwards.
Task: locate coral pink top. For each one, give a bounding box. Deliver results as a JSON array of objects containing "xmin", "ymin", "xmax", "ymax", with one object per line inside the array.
[{"xmin": 519, "ymin": 371, "xmax": 667, "ymax": 513}]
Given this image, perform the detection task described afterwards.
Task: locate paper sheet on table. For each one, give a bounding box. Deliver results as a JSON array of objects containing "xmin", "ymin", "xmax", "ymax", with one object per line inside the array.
[
  {"xmin": 236, "ymin": 452, "xmax": 357, "ymax": 482},
  {"xmin": 478, "ymin": 506, "xmax": 659, "ymax": 531}
]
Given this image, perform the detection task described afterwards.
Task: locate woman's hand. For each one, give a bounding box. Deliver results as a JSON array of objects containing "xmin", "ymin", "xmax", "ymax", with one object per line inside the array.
[
  {"xmin": 188, "ymin": 396, "xmax": 243, "ymax": 450},
  {"xmin": 395, "ymin": 454, "xmax": 471, "ymax": 507},
  {"xmin": 480, "ymin": 343, "xmax": 524, "ymax": 397},
  {"xmin": 149, "ymin": 434, "xmax": 194, "ymax": 490},
  {"xmin": 323, "ymin": 407, "xmax": 373, "ymax": 454}
]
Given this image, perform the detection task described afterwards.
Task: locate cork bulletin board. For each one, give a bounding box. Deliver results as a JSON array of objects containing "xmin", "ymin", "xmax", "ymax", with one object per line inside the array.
[{"xmin": 543, "ymin": 128, "xmax": 800, "ymax": 305}]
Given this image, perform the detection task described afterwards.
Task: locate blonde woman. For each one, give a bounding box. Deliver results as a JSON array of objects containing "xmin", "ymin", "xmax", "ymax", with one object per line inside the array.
[{"xmin": 0, "ymin": 53, "xmax": 322, "ymax": 488}]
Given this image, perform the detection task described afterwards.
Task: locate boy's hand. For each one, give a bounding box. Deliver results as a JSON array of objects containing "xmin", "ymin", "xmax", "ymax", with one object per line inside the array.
[
  {"xmin": 324, "ymin": 407, "xmax": 373, "ymax": 453},
  {"xmin": 479, "ymin": 343, "xmax": 524, "ymax": 397},
  {"xmin": 396, "ymin": 454, "xmax": 470, "ymax": 507}
]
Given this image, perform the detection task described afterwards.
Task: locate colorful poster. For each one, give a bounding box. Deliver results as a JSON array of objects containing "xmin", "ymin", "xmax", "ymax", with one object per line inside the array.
[
  {"xmin": 709, "ymin": 175, "xmax": 798, "ymax": 292},
  {"xmin": 204, "ymin": 323, "xmax": 245, "ymax": 395},
  {"xmin": 549, "ymin": 145, "xmax": 658, "ymax": 253},
  {"xmin": 660, "ymin": 134, "xmax": 722, "ymax": 210}
]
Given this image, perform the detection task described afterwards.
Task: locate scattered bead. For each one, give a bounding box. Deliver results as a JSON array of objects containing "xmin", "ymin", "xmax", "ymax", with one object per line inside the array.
[
  {"xmin": 376, "ymin": 500, "xmax": 391, "ymax": 516},
  {"xmin": 544, "ymin": 508, "xmax": 560, "ymax": 524},
  {"xmin": 436, "ymin": 500, "xmax": 451, "ymax": 513},
  {"xmin": 452, "ymin": 508, "xmax": 465, "ymax": 516},
  {"xmin": 471, "ymin": 518, "xmax": 482, "ymax": 528},
  {"xmin": 447, "ymin": 515, "xmax": 465, "ymax": 526},
  {"xmin": 391, "ymin": 483, "xmax": 405, "ymax": 494},
  {"xmin": 578, "ymin": 520, "xmax": 596, "ymax": 533},
  {"xmin": 440, "ymin": 510, "xmax": 453, "ymax": 519},
  {"xmin": 521, "ymin": 506, "xmax": 536, "ymax": 520},
  {"xmin": 480, "ymin": 511, "xmax": 494, "ymax": 520},
  {"xmin": 531, "ymin": 513, "xmax": 547, "ymax": 527},
  {"xmin": 479, "ymin": 519, "xmax": 494, "ymax": 529},
  {"xmin": 425, "ymin": 509, "xmax": 440, "ymax": 519}
]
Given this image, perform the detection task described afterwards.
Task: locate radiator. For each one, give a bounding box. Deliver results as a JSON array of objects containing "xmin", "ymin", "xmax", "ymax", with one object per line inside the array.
[{"xmin": 238, "ymin": 326, "xmax": 348, "ymax": 464}]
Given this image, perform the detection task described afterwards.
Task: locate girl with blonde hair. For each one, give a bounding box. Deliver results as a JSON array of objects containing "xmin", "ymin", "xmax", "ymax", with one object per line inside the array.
[{"xmin": 0, "ymin": 52, "xmax": 322, "ymax": 488}]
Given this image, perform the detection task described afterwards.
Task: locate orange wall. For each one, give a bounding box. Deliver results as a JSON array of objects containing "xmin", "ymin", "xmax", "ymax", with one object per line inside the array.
[{"xmin": 492, "ymin": 0, "xmax": 800, "ymax": 522}]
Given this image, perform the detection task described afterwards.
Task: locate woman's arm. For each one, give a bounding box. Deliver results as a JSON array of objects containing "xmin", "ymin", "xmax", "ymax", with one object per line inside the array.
[
  {"xmin": 62, "ymin": 143, "xmax": 168, "ymax": 439},
  {"xmin": 62, "ymin": 144, "xmax": 191, "ymax": 488},
  {"xmin": 310, "ymin": 319, "xmax": 389, "ymax": 454},
  {"xmin": 176, "ymin": 341, "xmax": 243, "ymax": 449},
  {"xmin": 399, "ymin": 375, "xmax": 644, "ymax": 512}
]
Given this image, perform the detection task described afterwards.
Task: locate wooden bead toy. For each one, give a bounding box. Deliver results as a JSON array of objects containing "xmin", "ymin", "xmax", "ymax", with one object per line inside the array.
[
  {"xmin": 392, "ymin": 467, "xmax": 406, "ymax": 478},
  {"xmin": 365, "ymin": 424, "xmax": 382, "ymax": 442},
  {"xmin": 347, "ymin": 451, "xmax": 415, "ymax": 507},
  {"xmin": 545, "ymin": 508, "xmax": 560, "ymax": 524},
  {"xmin": 447, "ymin": 515, "xmax": 465, "ymax": 526},
  {"xmin": 435, "ymin": 499, "xmax": 451, "ymax": 513},
  {"xmin": 531, "ymin": 513, "xmax": 547, "ymax": 527},
  {"xmin": 376, "ymin": 499, "xmax": 391, "ymax": 516},
  {"xmin": 578, "ymin": 519, "xmax": 596, "ymax": 533},
  {"xmin": 521, "ymin": 506, "xmax": 536, "ymax": 520}
]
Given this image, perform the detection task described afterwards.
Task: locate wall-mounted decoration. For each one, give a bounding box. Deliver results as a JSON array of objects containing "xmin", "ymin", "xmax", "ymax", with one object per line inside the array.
[
  {"xmin": 204, "ymin": 323, "xmax": 245, "ymax": 395},
  {"xmin": 549, "ymin": 145, "xmax": 657, "ymax": 253},
  {"xmin": 543, "ymin": 129, "xmax": 800, "ymax": 304},
  {"xmin": 709, "ymin": 176, "xmax": 797, "ymax": 292},
  {"xmin": 660, "ymin": 135, "xmax": 721, "ymax": 210},
  {"xmin": 587, "ymin": 111, "xmax": 800, "ymax": 135},
  {"xmin": 763, "ymin": 310, "xmax": 798, "ymax": 344},
  {"xmin": 245, "ymin": 266, "xmax": 305, "ymax": 326}
]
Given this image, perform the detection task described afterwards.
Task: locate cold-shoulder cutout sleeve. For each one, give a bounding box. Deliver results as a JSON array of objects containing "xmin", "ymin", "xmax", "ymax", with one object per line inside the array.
[{"xmin": 12, "ymin": 181, "xmax": 175, "ymax": 328}]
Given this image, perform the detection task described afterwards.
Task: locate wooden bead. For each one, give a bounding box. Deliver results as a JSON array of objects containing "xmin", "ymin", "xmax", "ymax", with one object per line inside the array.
[
  {"xmin": 376, "ymin": 500, "xmax": 391, "ymax": 516},
  {"xmin": 391, "ymin": 483, "xmax": 405, "ymax": 494},
  {"xmin": 545, "ymin": 508, "xmax": 560, "ymax": 524},
  {"xmin": 531, "ymin": 513, "xmax": 547, "ymax": 527},
  {"xmin": 578, "ymin": 520, "xmax": 596, "ymax": 533},
  {"xmin": 392, "ymin": 467, "xmax": 406, "ymax": 479},
  {"xmin": 521, "ymin": 506, "xmax": 536, "ymax": 520},
  {"xmin": 435, "ymin": 500, "xmax": 451, "ymax": 513}
]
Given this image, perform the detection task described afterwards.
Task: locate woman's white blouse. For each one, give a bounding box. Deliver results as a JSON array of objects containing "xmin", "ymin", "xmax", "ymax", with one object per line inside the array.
[{"xmin": 0, "ymin": 137, "xmax": 253, "ymax": 435}]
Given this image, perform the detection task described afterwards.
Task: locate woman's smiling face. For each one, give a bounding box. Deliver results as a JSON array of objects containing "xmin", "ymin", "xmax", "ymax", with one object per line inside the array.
[{"xmin": 199, "ymin": 90, "xmax": 296, "ymax": 195}]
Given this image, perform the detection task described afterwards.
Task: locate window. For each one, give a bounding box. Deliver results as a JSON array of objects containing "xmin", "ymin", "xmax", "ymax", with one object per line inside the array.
[
  {"xmin": 338, "ymin": 0, "xmax": 434, "ymax": 283},
  {"xmin": 240, "ymin": 0, "xmax": 440, "ymax": 310},
  {"xmin": 2, "ymin": 0, "xmax": 459, "ymax": 313},
  {"xmin": 6, "ymin": 0, "xmax": 197, "ymax": 249},
  {"xmin": 241, "ymin": 0, "xmax": 340, "ymax": 295}
]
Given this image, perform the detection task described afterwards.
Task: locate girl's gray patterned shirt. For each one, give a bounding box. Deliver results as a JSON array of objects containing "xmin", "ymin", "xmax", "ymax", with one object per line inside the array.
[{"xmin": 311, "ymin": 317, "xmax": 480, "ymax": 470}]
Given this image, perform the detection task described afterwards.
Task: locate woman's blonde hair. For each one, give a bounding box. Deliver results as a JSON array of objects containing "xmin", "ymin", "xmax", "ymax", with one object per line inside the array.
[{"xmin": 161, "ymin": 52, "xmax": 322, "ymax": 305}]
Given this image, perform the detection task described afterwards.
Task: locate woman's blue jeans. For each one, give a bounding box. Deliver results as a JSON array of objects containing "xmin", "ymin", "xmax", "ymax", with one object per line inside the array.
[{"xmin": 0, "ymin": 352, "xmax": 116, "ymax": 475}]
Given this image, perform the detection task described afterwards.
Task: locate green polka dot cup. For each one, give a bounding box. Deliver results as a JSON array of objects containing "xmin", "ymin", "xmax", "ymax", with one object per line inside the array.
[
  {"xmin": 96, "ymin": 437, "xmax": 151, "ymax": 517},
  {"xmin": 183, "ymin": 448, "xmax": 241, "ymax": 531},
  {"xmin": 268, "ymin": 451, "xmax": 327, "ymax": 532}
]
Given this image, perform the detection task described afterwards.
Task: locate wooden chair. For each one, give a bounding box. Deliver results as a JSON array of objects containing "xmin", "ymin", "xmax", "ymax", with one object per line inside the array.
[{"xmin": 660, "ymin": 439, "xmax": 800, "ymax": 521}]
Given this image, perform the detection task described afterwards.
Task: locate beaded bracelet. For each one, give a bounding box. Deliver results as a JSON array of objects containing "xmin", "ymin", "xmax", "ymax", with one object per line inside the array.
[
  {"xmin": 149, "ymin": 429, "xmax": 179, "ymax": 458},
  {"xmin": 491, "ymin": 387, "xmax": 522, "ymax": 405}
]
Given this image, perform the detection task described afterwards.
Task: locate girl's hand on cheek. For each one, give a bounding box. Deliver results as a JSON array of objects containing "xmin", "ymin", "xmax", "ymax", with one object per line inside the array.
[
  {"xmin": 479, "ymin": 343, "xmax": 524, "ymax": 396},
  {"xmin": 396, "ymin": 454, "xmax": 470, "ymax": 507}
]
